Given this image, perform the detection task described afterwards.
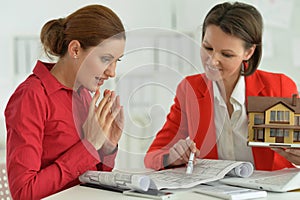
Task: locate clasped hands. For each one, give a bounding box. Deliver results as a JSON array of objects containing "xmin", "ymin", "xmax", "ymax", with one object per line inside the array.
[{"xmin": 83, "ymin": 89, "xmax": 124, "ymax": 155}]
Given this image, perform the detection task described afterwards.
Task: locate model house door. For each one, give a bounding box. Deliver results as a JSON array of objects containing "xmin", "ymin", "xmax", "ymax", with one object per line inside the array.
[
  {"xmin": 275, "ymin": 129, "xmax": 284, "ymax": 143},
  {"xmin": 275, "ymin": 135, "xmax": 284, "ymax": 143}
]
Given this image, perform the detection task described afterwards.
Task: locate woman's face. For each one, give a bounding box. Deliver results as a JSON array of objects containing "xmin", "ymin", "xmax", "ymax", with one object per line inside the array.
[
  {"xmin": 76, "ymin": 38, "xmax": 125, "ymax": 92},
  {"xmin": 201, "ymin": 25, "xmax": 254, "ymax": 82}
]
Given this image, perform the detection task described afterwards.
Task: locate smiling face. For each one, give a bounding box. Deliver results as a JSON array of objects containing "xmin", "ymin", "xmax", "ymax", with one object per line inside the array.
[
  {"xmin": 75, "ymin": 38, "xmax": 125, "ymax": 92},
  {"xmin": 201, "ymin": 25, "xmax": 255, "ymax": 83}
]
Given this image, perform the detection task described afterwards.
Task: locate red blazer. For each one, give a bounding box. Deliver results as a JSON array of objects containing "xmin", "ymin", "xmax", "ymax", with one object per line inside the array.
[{"xmin": 145, "ymin": 70, "xmax": 298, "ymax": 170}]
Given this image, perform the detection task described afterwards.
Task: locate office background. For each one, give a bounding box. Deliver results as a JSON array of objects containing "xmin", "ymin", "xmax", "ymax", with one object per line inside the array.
[{"xmin": 0, "ymin": 0, "xmax": 299, "ymax": 168}]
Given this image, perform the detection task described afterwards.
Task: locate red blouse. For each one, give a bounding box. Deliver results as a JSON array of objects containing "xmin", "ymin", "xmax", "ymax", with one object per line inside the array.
[{"xmin": 5, "ymin": 61, "xmax": 117, "ymax": 200}]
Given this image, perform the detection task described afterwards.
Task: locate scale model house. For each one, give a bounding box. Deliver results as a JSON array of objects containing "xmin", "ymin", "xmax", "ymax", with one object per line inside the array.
[{"xmin": 247, "ymin": 94, "xmax": 300, "ymax": 147}]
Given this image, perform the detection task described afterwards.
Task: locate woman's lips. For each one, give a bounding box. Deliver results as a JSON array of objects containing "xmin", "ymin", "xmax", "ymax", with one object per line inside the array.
[
  {"xmin": 207, "ymin": 65, "xmax": 220, "ymax": 71},
  {"xmin": 95, "ymin": 77, "xmax": 107, "ymax": 86}
]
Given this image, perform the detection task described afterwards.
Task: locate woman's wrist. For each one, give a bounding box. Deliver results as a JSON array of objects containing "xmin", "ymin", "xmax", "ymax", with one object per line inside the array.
[{"xmin": 102, "ymin": 140, "xmax": 118, "ymax": 155}]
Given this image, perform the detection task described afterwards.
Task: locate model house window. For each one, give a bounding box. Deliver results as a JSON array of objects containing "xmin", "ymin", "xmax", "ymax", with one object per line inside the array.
[
  {"xmin": 270, "ymin": 128, "xmax": 289, "ymax": 137},
  {"xmin": 294, "ymin": 131, "xmax": 300, "ymax": 142},
  {"xmin": 254, "ymin": 129, "xmax": 264, "ymax": 140},
  {"xmin": 284, "ymin": 129, "xmax": 289, "ymax": 137},
  {"xmin": 278, "ymin": 129, "xmax": 283, "ymax": 137},
  {"xmin": 254, "ymin": 114, "xmax": 264, "ymax": 125},
  {"xmin": 295, "ymin": 116, "xmax": 300, "ymax": 125},
  {"xmin": 270, "ymin": 111, "xmax": 276, "ymax": 121},
  {"xmin": 285, "ymin": 111, "xmax": 289, "ymax": 121},
  {"xmin": 270, "ymin": 111, "xmax": 289, "ymax": 122},
  {"xmin": 270, "ymin": 128, "xmax": 276, "ymax": 137}
]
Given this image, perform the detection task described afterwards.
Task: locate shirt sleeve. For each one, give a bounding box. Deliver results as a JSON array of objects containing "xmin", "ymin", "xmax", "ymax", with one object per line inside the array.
[
  {"xmin": 5, "ymin": 86, "xmax": 101, "ymax": 200},
  {"xmin": 97, "ymin": 146, "xmax": 118, "ymax": 171},
  {"xmin": 144, "ymin": 78, "xmax": 189, "ymax": 170}
]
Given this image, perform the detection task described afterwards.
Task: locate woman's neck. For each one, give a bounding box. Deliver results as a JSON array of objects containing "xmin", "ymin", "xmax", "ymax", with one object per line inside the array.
[
  {"xmin": 217, "ymin": 74, "xmax": 240, "ymax": 102},
  {"xmin": 50, "ymin": 59, "xmax": 78, "ymax": 90},
  {"xmin": 216, "ymin": 74, "xmax": 240, "ymax": 117}
]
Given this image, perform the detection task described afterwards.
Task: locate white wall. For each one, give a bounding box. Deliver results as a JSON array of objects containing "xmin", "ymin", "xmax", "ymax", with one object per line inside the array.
[
  {"xmin": 1, "ymin": 0, "xmax": 300, "ymax": 168},
  {"xmin": 0, "ymin": 0, "xmax": 173, "ymax": 153}
]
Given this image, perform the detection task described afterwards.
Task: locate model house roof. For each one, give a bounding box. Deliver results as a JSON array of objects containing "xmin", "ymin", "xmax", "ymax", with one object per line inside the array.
[{"xmin": 248, "ymin": 95, "xmax": 300, "ymax": 114}]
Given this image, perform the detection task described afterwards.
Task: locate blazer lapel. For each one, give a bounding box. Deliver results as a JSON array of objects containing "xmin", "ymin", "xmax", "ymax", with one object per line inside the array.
[
  {"xmin": 196, "ymin": 75, "xmax": 218, "ymax": 158},
  {"xmin": 245, "ymin": 70, "xmax": 266, "ymax": 97}
]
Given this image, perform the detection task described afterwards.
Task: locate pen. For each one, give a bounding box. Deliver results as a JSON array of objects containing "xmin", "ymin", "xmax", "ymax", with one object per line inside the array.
[{"xmin": 186, "ymin": 151, "xmax": 195, "ymax": 174}]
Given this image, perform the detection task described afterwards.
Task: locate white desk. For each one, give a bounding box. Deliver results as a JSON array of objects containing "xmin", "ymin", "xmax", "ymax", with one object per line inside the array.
[{"xmin": 44, "ymin": 185, "xmax": 300, "ymax": 200}]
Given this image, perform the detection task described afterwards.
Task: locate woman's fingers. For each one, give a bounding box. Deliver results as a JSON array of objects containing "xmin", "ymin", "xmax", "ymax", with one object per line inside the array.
[
  {"xmin": 104, "ymin": 104, "xmax": 121, "ymax": 130},
  {"xmin": 272, "ymin": 148, "xmax": 300, "ymax": 165},
  {"xmin": 84, "ymin": 89, "xmax": 124, "ymax": 151},
  {"xmin": 169, "ymin": 147, "xmax": 184, "ymax": 164},
  {"xmin": 174, "ymin": 144, "xmax": 186, "ymax": 160},
  {"xmin": 118, "ymin": 105, "xmax": 125, "ymax": 129},
  {"xmin": 95, "ymin": 89, "xmax": 111, "ymax": 118},
  {"xmin": 113, "ymin": 96, "xmax": 124, "ymax": 129},
  {"xmin": 93, "ymin": 91, "xmax": 124, "ymax": 132},
  {"xmin": 98, "ymin": 92, "xmax": 116, "ymax": 125},
  {"xmin": 285, "ymin": 148, "xmax": 300, "ymax": 156},
  {"xmin": 89, "ymin": 89, "xmax": 100, "ymax": 115},
  {"xmin": 173, "ymin": 140, "xmax": 190, "ymax": 162},
  {"xmin": 94, "ymin": 90, "xmax": 117, "ymax": 125},
  {"xmin": 168, "ymin": 138, "xmax": 200, "ymax": 167}
]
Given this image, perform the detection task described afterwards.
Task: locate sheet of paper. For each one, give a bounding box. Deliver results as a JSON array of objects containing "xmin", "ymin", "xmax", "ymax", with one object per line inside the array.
[{"xmin": 79, "ymin": 159, "xmax": 254, "ymax": 191}]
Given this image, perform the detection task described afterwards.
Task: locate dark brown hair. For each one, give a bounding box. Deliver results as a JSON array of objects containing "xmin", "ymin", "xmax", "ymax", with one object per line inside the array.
[
  {"xmin": 40, "ymin": 4, "xmax": 125, "ymax": 58},
  {"xmin": 202, "ymin": 2, "xmax": 263, "ymax": 76}
]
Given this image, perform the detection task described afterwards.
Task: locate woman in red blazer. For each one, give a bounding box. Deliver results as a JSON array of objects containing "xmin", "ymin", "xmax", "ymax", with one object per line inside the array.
[{"xmin": 145, "ymin": 2, "xmax": 300, "ymax": 171}]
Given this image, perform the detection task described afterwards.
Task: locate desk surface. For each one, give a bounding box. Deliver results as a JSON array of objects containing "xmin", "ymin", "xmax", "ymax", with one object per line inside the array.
[{"xmin": 44, "ymin": 185, "xmax": 300, "ymax": 200}]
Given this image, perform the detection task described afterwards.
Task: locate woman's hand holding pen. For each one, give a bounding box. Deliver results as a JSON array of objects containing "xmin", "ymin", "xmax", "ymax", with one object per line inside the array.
[
  {"xmin": 82, "ymin": 89, "xmax": 124, "ymax": 153},
  {"xmin": 167, "ymin": 138, "xmax": 200, "ymax": 167}
]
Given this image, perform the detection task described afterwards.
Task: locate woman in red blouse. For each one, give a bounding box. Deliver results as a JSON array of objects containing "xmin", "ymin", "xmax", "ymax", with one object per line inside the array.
[{"xmin": 5, "ymin": 5, "xmax": 125, "ymax": 200}]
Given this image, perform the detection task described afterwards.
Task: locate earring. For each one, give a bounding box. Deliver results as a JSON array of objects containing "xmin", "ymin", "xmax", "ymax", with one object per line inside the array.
[
  {"xmin": 74, "ymin": 54, "xmax": 78, "ymax": 59},
  {"xmin": 241, "ymin": 60, "xmax": 248, "ymax": 74}
]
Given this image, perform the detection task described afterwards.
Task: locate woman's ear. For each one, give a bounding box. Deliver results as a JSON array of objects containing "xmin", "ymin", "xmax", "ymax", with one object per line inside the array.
[
  {"xmin": 244, "ymin": 45, "xmax": 256, "ymax": 61},
  {"xmin": 68, "ymin": 40, "xmax": 81, "ymax": 59}
]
